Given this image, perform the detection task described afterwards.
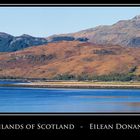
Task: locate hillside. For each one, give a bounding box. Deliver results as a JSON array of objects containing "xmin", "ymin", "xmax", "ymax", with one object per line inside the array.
[{"xmin": 0, "ymin": 41, "xmax": 140, "ymax": 80}]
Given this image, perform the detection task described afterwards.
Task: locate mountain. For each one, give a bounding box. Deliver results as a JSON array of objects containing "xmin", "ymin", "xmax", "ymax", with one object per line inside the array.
[
  {"xmin": 0, "ymin": 41, "xmax": 140, "ymax": 79},
  {"xmin": 0, "ymin": 33, "xmax": 48, "ymax": 52},
  {"xmin": 47, "ymin": 15, "xmax": 140, "ymax": 47},
  {"xmin": 1, "ymin": 15, "xmax": 140, "ymax": 80},
  {"xmin": 0, "ymin": 32, "xmax": 88, "ymax": 52},
  {"xmin": 1, "ymin": 15, "xmax": 140, "ymax": 52}
]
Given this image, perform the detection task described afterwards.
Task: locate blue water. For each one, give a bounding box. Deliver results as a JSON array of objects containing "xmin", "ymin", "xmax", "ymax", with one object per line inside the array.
[
  {"xmin": 0, "ymin": 83, "xmax": 140, "ymax": 112},
  {"xmin": 0, "ymin": 80, "xmax": 28, "ymax": 84}
]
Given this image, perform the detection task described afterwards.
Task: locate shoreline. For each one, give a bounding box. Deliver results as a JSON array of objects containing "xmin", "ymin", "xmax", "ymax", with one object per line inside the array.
[{"xmin": 1, "ymin": 81, "xmax": 140, "ymax": 89}]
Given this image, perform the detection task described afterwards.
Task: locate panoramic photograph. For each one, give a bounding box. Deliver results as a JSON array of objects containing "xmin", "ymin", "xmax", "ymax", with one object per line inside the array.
[{"xmin": 1, "ymin": 7, "xmax": 140, "ymax": 112}]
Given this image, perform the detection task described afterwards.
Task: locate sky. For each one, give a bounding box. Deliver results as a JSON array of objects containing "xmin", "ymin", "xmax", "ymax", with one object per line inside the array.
[{"xmin": 0, "ymin": 7, "xmax": 140, "ymax": 37}]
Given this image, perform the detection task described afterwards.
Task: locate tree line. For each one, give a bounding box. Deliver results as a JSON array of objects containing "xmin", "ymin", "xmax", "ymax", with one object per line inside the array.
[
  {"xmin": 1, "ymin": 73, "xmax": 140, "ymax": 81},
  {"xmin": 54, "ymin": 73, "xmax": 140, "ymax": 81}
]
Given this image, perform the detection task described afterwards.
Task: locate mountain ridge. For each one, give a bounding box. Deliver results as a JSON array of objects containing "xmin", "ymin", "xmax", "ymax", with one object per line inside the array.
[
  {"xmin": 1, "ymin": 15, "xmax": 140, "ymax": 52},
  {"xmin": 0, "ymin": 32, "xmax": 48, "ymax": 52},
  {"xmin": 47, "ymin": 15, "xmax": 140, "ymax": 47}
]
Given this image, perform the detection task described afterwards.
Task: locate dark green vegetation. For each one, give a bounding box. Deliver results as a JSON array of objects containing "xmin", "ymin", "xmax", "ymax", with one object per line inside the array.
[
  {"xmin": 53, "ymin": 73, "xmax": 140, "ymax": 82},
  {"xmin": 53, "ymin": 65, "xmax": 139, "ymax": 81}
]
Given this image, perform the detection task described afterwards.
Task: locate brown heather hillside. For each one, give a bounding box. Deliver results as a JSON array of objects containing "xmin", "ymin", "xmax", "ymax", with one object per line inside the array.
[{"xmin": 0, "ymin": 41, "xmax": 140, "ymax": 79}]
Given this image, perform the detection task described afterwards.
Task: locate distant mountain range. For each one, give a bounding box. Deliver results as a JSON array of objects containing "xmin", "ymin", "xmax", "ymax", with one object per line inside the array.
[
  {"xmin": 0, "ymin": 33, "xmax": 48, "ymax": 52},
  {"xmin": 0, "ymin": 32, "xmax": 88, "ymax": 52},
  {"xmin": 49, "ymin": 15, "xmax": 140, "ymax": 47},
  {"xmin": 1, "ymin": 15, "xmax": 140, "ymax": 52},
  {"xmin": 0, "ymin": 15, "xmax": 140, "ymax": 80}
]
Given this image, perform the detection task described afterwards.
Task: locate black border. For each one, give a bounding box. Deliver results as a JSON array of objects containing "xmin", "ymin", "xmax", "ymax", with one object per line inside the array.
[{"xmin": 0, "ymin": 4, "xmax": 140, "ymax": 6}]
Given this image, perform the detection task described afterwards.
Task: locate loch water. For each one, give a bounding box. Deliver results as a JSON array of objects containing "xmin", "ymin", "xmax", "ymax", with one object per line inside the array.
[{"xmin": 0, "ymin": 81, "xmax": 140, "ymax": 112}]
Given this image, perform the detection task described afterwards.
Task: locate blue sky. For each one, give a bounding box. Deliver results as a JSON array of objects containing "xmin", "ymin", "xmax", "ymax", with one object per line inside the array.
[{"xmin": 0, "ymin": 7, "xmax": 140, "ymax": 37}]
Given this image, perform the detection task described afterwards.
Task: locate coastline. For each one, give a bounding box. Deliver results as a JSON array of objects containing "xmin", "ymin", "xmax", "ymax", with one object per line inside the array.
[{"xmin": 1, "ymin": 81, "xmax": 140, "ymax": 89}]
